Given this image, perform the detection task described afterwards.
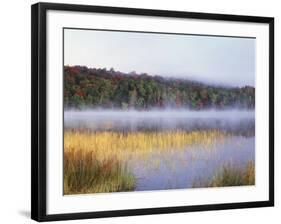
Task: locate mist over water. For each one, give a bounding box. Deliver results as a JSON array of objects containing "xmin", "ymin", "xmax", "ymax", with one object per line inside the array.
[
  {"xmin": 65, "ymin": 109, "xmax": 255, "ymax": 135},
  {"xmin": 64, "ymin": 109, "xmax": 255, "ymax": 191},
  {"xmin": 63, "ymin": 29, "xmax": 256, "ymax": 192}
]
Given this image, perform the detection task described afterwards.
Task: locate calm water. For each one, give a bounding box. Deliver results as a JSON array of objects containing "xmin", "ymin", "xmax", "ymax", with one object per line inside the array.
[
  {"xmin": 130, "ymin": 136, "xmax": 254, "ymax": 190},
  {"xmin": 65, "ymin": 110, "xmax": 255, "ymax": 190}
]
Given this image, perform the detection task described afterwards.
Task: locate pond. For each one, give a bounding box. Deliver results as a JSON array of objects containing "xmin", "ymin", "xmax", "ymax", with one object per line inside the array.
[{"xmin": 64, "ymin": 110, "xmax": 255, "ymax": 191}]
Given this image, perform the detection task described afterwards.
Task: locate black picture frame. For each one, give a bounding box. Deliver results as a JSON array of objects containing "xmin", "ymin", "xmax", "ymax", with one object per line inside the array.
[{"xmin": 31, "ymin": 2, "xmax": 274, "ymax": 222}]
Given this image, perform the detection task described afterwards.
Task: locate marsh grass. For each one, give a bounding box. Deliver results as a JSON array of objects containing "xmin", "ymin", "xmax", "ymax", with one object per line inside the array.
[
  {"xmin": 64, "ymin": 129, "xmax": 227, "ymax": 161},
  {"xmin": 193, "ymin": 161, "xmax": 255, "ymax": 188},
  {"xmin": 64, "ymin": 150, "xmax": 135, "ymax": 194},
  {"xmin": 63, "ymin": 129, "xmax": 246, "ymax": 194}
]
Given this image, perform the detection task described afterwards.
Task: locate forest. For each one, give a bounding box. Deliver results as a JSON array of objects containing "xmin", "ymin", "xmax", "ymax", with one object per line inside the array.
[{"xmin": 64, "ymin": 65, "xmax": 255, "ymax": 110}]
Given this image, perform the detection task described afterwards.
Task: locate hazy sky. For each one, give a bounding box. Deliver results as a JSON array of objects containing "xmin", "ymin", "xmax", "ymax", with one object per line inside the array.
[{"xmin": 64, "ymin": 29, "xmax": 255, "ymax": 87}]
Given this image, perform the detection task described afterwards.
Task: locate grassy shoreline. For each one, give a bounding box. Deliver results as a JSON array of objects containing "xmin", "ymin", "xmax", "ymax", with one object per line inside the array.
[
  {"xmin": 64, "ymin": 129, "xmax": 254, "ymax": 194},
  {"xmin": 64, "ymin": 129, "xmax": 227, "ymax": 160},
  {"xmin": 64, "ymin": 150, "xmax": 135, "ymax": 195},
  {"xmin": 193, "ymin": 161, "xmax": 255, "ymax": 188}
]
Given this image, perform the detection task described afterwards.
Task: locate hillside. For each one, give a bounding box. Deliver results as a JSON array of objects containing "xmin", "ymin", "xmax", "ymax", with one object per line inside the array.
[{"xmin": 64, "ymin": 65, "xmax": 255, "ymax": 110}]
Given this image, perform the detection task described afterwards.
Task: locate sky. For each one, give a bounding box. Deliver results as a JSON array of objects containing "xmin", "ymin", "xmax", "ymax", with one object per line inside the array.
[{"xmin": 64, "ymin": 29, "xmax": 256, "ymax": 87}]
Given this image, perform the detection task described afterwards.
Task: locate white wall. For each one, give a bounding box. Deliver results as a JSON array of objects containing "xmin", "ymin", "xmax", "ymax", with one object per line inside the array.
[{"xmin": 0, "ymin": 0, "xmax": 279, "ymax": 223}]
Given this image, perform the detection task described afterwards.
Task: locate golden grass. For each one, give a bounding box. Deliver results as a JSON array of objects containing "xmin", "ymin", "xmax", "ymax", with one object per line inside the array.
[
  {"xmin": 193, "ymin": 161, "xmax": 255, "ymax": 188},
  {"xmin": 63, "ymin": 129, "xmax": 239, "ymax": 194},
  {"xmin": 64, "ymin": 150, "xmax": 135, "ymax": 195},
  {"xmin": 64, "ymin": 129, "xmax": 228, "ymax": 161}
]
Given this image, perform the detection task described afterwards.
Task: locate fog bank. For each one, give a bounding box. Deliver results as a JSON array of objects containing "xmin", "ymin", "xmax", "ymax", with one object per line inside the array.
[{"xmin": 64, "ymin": 109, "xmax": 255, "ymax": 134}]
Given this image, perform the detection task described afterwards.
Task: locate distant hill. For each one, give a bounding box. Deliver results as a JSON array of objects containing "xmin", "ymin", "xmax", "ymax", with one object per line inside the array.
[{"xmin": 64, "ymin": 65, "xmax": 255, "ymax": 110}]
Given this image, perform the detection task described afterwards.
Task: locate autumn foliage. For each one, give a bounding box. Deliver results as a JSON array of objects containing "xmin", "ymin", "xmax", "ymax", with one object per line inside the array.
[{"xmin": 64, "ymin": 65, "xmax": 255, "ymax": 109}]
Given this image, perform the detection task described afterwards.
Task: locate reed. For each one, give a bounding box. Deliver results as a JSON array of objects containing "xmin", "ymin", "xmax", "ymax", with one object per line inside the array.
[
  {"xmin": 64, "ymin": 150, "xmax": 135, "ymax": 194},
  {"xmin": 193, "ymin": 161, "xmax": 255, "ymax": 188},
  {"xmin": 64, "ymin": 129, "xmax": 227, "ymax": 161},
  {"xmin": 64, "ymin": 129, "xmax": 233, "ymax": 194}
]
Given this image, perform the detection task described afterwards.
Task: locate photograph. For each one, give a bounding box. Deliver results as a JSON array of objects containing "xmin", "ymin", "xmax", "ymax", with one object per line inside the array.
[
  {"xmin": 30, "ymin": 2, "xmax": 274, "ymax": 221},
  {"xmin": 63, "ymin": 28, "xmax": 256, "ymax": 195}
]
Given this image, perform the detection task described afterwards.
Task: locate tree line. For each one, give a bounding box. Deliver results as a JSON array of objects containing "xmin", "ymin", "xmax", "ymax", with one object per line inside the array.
[{"xmin": 64, "ymin": 65, "xmax": 255, "ymax": 110}]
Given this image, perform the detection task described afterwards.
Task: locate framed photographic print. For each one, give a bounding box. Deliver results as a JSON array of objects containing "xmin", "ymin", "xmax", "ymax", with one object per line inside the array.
[{"xmin": 31, "ymin": 2, "xmax": 274, "ymax": 222}]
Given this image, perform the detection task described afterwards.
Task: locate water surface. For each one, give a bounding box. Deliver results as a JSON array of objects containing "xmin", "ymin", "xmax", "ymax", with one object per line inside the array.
[{"xmin": 64, "ymin": 109, "xmax": 255, "ymax": 190}]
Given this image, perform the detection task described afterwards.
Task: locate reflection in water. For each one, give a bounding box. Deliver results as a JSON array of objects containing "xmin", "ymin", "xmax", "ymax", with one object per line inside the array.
[
  {"xmin": 130, "ymin": 136, "xmax": 254, "ymax": 190},
  {"xmin": 65, "ymin": 110, "xmax": 255, "ymax": 135},
  {"xmin": 64, "ymin": 110, "xmax": 255, "ymax": 191}
]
